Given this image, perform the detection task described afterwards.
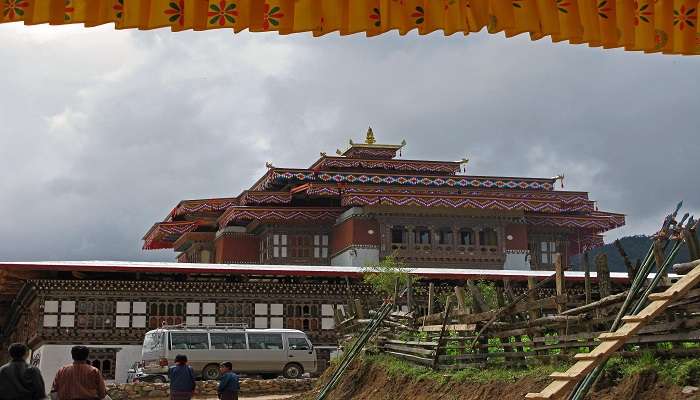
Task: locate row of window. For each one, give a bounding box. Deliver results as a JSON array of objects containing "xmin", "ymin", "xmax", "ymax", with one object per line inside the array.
[
  {"xmin": 169, "ymin": 332, "xmax": 310, "ymax": 351},
  {"xmin": 260, "ymin": 233, "xmax": 330, "ymax": 262},
  {"xmin": 390, "ymin": 226, "xmax": 499, "ymax": 247},
  {"xmin": 43, "ymin": 300, "xmax": 342, "ymax": 330}
]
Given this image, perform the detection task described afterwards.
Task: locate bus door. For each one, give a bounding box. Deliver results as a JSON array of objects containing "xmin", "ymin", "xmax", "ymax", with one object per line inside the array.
[
  {"xmin": 286, "ymin": 334, "xmax": 315, "ymax": 373},
  {"xmin": 246, "ymin": 333, "xmax": 285, "ymax": 373}
]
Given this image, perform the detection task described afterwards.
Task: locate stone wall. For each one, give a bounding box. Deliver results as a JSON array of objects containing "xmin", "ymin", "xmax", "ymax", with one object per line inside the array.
[{"xmin": 107, "ymin": 378, "xmax": 316, "ymax": 399}]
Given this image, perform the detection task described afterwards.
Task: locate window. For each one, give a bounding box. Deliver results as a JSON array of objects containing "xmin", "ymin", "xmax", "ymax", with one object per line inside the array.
[
  {"xmin": 541, "ymin": 241, "xmax": 558, "ymax": 265},
  {"xmin": 414, "ymin": 227, "xmax": 431, "ymax": 245},
  {"xmin": 116, "ymin": 301, "xmax": 147, "ymax": 328},
  {"xmin": 273, "ymin": 234, "xmax": 287, "ymax": 258},
  {"xmin": 459, "ymin": 229, "xmax": 475, "ymax": 246},
  {"xmin": 210, "ymin": 333, "xmax": 247, "ymax": 349},
  {"xmin": 185, "ymin": 302, "xmax": 216, "ymax": 326},
  {"xmin": 247, "ymin": 334, "xmax": 283, "ymax": 350},
  {"xmin": 321, "ymin": 304, "xmax": 335, "ymax": 330},
  {"xmin": 254, "ymin": 303, "xmax": 283, "ymax": 329},
  {"xmin": 391, "ymin": 226, "xmax": 407, "ymax": 243},
  {"xmin": 171, "ymin": 333, "xmax": 209, "ymax": 350},
  {"xmin": 313, "ymin": 235, "xmax": 329, "ymax": 259},
  {"xmin": 480, "ymin": 228, "xmax": 499, "ymax": 246},
  {"xmin": 43, "ymin": 300, "xmax": 77, "ymax": 328},
  {"xmin": 288, "ymin": 337, "xmax": 310, "ymax": 351},
  {"xmin": 438, "ymin": 229, "xmax": 453, "ymax": 245},
  {"xmin": 289, "ymin": 235, "xmax": 313, "ymax": 259}
]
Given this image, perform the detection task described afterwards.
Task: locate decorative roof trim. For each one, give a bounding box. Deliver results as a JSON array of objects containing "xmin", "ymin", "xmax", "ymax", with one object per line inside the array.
[
  {"xmin": 240, "ymin": 191, "xmax": 292, "ymax": 206},
  {"xmin": 525, "ymin": 212, "xmax": 625, "ymax": 232},
  {"xmin": 255, "ymin": 168, "xmax": 556, "ymax": 191},
  {"xmin": 143, "ymin": 220, "xmax": 205, "ymax": 250},
  {"xmin": 309, "ymin": 156, "xmax": 461, "ymax": 174},
  {"xmin": 342, "ymin": 192, "xmax": 568, "ymax": 213},
  {"xmin": 169, "ymin": 197, "xmax": 239, "ymax": 219},
  {"xmin": 218, "ymin": 207, "xmax": 344, "ymax": 227}
]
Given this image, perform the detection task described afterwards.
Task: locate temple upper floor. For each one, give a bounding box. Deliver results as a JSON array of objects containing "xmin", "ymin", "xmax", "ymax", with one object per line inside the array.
[{"xmin": 143, "ymin": 129, "xmax": 624, "ymax": 271}]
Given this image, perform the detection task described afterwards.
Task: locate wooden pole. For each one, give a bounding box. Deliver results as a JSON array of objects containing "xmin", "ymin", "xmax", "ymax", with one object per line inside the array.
[
  {"xmin": 595, "ymin": 253, "xmax": 611, "ymax": 299},
  {"xmin": 583, "ymin": 252, "xmax": 592, "ymax": 305},
  {"xmin": 406, "ymin": 276, "xmax": 414, "ymax": 312},
  {"xmin": 427, "ymin": 282, "xmax": 434, "ymax": 316},
  {"xmin": 554, "ymin": 253, "xmax": 565, "ymax": 314},
  {"xmin": 454, "ymin": 286, "xmax": 468, "ymax": 311},
  {"xmin": 354, "ymin": 299, "xmax": 366, "ymax": 319},
  {"xmin": 527, "ymin": 277, "xmax": 540, "ymax": 320},
  {"xmin": 432, "ymin": 298, "xmax": 453, "ymax": 370},
  {"xmin": 653, "ymin": 239, "xmax": 671, "ymax": 287},
  {"xmin": 466, "ymin": 280, "xmax": 490, "ymax": 313},
  {"xmin": 614, "ymin": 239, "xmax": 638, "ymax": 282}
]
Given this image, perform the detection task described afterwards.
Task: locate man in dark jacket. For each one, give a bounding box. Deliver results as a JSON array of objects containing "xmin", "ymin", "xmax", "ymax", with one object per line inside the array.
[
  {"xmin": 168, "ymin": 354, "xmax": 196, "ymax": 400},
  {"xmin": 0, "ymin": 343, "xmax": 46, "ymax": 400},
  {"xmin": 217, "ymin": 362, "xmax": 240, "ymax": 400}
]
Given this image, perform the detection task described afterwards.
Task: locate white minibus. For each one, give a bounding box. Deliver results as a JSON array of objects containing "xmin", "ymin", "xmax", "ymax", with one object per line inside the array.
[{"xmin": 141, "ymin": 324, "xmax": 316, "ymax": 380}]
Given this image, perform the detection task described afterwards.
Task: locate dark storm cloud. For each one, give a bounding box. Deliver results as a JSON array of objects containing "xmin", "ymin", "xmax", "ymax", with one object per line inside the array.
[{"xmin": 0, "ymin": 25, "xmax": 697, "ymax": 262}]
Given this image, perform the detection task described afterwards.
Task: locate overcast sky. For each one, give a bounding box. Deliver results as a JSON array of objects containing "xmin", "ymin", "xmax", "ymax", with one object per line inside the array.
[{"xmin": 0, "ymin": 24, "xmax": 698, "ymax": 262}]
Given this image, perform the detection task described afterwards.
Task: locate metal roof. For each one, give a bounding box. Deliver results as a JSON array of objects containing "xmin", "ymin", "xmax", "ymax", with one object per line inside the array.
[{"xmin": 0, "ymin": 260, "xmax": 659, "ymax": 282}]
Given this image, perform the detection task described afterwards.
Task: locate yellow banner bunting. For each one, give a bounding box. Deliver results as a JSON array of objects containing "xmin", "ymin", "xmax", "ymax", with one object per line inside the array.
[{"xmin": 0, "ymin": 0, "xmax": 698, "ymax": 55}]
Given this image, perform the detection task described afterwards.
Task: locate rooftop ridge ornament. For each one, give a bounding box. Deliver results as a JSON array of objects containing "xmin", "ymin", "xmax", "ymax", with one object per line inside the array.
[{"xmin": 365, "ymin": 127, "xmax": 376, "ymax": 144}]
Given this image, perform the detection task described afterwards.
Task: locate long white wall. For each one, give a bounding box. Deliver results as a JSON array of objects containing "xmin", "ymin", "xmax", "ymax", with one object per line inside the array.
[{"xmin": 34, "ymin": 344, "xmax": 143, "ymax": 388}]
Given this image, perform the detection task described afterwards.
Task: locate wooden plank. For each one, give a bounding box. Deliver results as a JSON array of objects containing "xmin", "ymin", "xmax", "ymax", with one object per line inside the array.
[
  {"xmin": 384, "ymin": 351, "xmax": 434, "ymax": 365},
  {"xmin": 384, "ymin": 339, "xmax": 438, "ymax": 347},
  {"xmin": 384, "ymin": 344, "xmax": 435, "ymax": 357},
  {"xmin": 420, "ymin": 323, "xmax": 476, "ymax": 332}
]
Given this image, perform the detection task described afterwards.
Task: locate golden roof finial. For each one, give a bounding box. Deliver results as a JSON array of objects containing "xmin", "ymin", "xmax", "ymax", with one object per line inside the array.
[{"xmin": 365, "ymin": 126, "xmax": 376, "ymax": 144}]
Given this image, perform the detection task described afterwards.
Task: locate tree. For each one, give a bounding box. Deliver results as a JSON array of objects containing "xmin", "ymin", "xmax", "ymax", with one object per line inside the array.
[{"xmin": 362, "ymin": 255, "xmax": 416, "ymax": 298}]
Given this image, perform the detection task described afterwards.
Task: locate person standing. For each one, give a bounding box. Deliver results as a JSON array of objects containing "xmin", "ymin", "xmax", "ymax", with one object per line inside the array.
[
  {"xmin": 168, "ymin": 355, "xmax": 196, "ymax": 400},
  {"xmin": 0, "ymin": 343, "xmax": 46, "ymax": 400},
  {"xmin": 217, "ymin": 362, "xmax": 240, "ymax": 400},
  {"xmin": 51, "ymin": 346, "xmax": 106, "ymax": 400}
]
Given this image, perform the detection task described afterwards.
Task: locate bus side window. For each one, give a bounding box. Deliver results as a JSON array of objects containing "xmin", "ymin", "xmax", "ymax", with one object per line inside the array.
[
  {"xmin": 211, "ymin": 332, "xmax": 246, "ymax": 349},
  {"xmin": 187, "ymin": 333, "xmax": 209, "ymax": 350},
  {"xmin": 248, "ymin": 333, "xmax": 283, "ymax": 350},
  {"xmin": 171, "ymin": 333, "xmax": 188, "ymax": 350}
]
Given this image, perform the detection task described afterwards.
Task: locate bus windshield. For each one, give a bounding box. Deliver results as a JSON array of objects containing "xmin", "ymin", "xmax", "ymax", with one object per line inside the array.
[{"xmin": 143, "ymin": 332, "xmax": 165, "ymax": 351}]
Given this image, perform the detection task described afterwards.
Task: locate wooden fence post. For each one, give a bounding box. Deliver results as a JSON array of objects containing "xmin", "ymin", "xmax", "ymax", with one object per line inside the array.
[
  {"xmin": 454, "ymin": 286, "xmax": 468, "ymax": 311},
  {"xmin": 427, "ymin": 282, "xmax": 434, "ymax": 316},
  {"xmin": 555, "ymin": 253, "xmax": 566, "ymax": 314},
  {"xmin": 466, "ymin": 280, "xmax": 490, "ymax": 313},
  {"xmin": 595, "ymin": 253, "xmax": 610, "ymax": 299},
  {"xmin": 583, "ymin": 252, "xmax": 592, "ymax": 305}
]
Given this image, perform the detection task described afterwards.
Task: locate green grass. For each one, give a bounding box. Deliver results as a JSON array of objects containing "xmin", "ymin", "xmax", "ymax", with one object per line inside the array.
[
  {"xmin": 368, "ymin": 350, "xmax": 700, "ymax": 388},
  {"xmin": 365, "ymin": 354, "xmax": 568, "ymax": 384},
  {"xmin": 603, "ymin": 352, "xmax": 700, "ymax": 387}
]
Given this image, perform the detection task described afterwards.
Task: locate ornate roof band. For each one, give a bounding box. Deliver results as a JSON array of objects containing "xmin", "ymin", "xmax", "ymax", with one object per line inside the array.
[{"xmin": 218, "ymin": 207, "xmax": 343, "ymax": 227}]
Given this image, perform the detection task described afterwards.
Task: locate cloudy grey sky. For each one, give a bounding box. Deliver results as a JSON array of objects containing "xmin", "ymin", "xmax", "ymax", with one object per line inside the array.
[{"xmin": 0, "ymin": 24, "xmax": 698, "ymax": 262}]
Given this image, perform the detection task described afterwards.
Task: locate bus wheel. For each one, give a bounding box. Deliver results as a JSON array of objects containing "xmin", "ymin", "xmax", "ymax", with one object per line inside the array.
[
  {"xmin": 283, "ymin": 363, "xmax": 303, "ymax": 379},
  {"xmin": 202, "ymin": 364, "xmax": 221, "ymax": 381}
]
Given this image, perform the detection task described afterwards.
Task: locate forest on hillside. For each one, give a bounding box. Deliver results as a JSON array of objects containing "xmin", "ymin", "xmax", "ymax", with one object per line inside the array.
[{"xmin": 571, "ymin": 235, "xmax": 695, "ymax": 273}]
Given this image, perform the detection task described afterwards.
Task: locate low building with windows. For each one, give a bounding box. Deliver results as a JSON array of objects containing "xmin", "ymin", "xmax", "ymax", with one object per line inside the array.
[{"xmin": 0, "ymin": 130, "xmax": 624, "ymax": 384}]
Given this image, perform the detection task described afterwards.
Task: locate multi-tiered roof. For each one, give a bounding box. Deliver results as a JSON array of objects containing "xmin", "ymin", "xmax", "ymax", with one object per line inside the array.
[{"xmin": 143, "ymin": 129, "xmax": 624, "ymax": 252}]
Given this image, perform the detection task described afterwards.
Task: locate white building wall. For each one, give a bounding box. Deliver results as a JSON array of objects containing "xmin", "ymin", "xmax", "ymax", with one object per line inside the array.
[
  {"xmin": 34, "ymin": 344, "xmax": 143, "ymax": 389},
  {"xmin": 331, "ymin": 247, "xmax": 379, "ymax": 268},
  {"xmin": 504, "ymin": 251, "xmax": 531, "ymax": 271}
]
